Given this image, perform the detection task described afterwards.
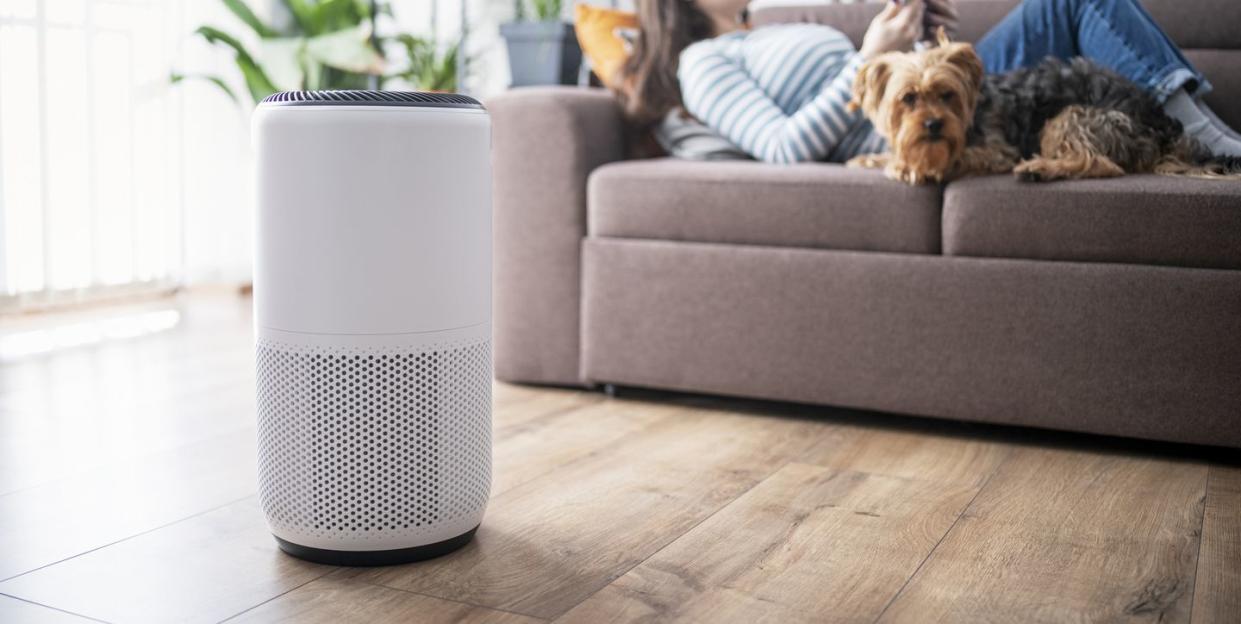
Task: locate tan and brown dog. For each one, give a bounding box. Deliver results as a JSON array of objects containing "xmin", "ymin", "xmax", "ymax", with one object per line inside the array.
[{"xmin": 846, "ymin": 29, "xmax": 1240, "ymax": 184}]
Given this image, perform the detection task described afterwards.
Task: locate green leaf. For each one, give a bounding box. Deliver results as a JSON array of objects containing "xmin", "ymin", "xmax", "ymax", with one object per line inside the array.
[
  {"xmin": 388, "ymin": 35, "xmax": 459, "ymax": 92},
  {"xmin": 235, "ymin": 57, "xmax": 280, "ymax": 102},
  {"xmin": 303, "ymin": 54, "xmax": 324, "ymax": 90},
  {"xmin": 194, "ymin": 26, "xmax": 279, "ymax": 102},
  {"xmin": 318, "ymin": 0, "xmax": 365, "ymax": 33},
  {"xmin": 282, "ymin": 0, "xmax": 323, "ymax": 35},
  {"xmin": 395, "ymin": 33, "xmax": 432, "ymax": 61},
  {"xmin": 530, "ymin": 0, "xmax": 561, "ymax": 21},
  {"xmin": 431, "ymin": 43, "xmax": 459, "ymax": 91},
  {"xmin": 304, "ymin": 24, "xmax": 383, "ymax": 74},
  {"xmin": 170, "ymin": 71, "xmax": 240, "ymax": 103},
  {"xmin": 194, "ymin": 26, "xmax": 256, "ymax": 64},
  {"xmin": 258, "ymin": 38, "xmax": 308, "ymax": 91},
  {"xmin": 220, "ymin": 0, "xmax": 277, "ymax": 38}
]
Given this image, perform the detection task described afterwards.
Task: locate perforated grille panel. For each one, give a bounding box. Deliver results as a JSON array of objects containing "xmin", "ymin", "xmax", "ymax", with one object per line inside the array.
[{"xmin": 256, "ymin": 337, "xmax": 491, "ymax": 543}]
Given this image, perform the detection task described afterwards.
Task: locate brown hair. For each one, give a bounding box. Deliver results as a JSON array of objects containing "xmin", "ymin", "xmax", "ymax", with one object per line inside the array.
[{"xmin": 615, "ymin": 0, "xmax": 715, "ymax": 127}]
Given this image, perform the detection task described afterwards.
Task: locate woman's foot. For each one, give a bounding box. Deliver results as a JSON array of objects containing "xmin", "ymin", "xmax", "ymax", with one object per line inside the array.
[
  {"xmin": 1164, "ymin": 90, "xmax": 1241, "ymax": 157},
  {"xmin": 1198, "ymin": 99, "xmax": 1241, "ymax": 141}
]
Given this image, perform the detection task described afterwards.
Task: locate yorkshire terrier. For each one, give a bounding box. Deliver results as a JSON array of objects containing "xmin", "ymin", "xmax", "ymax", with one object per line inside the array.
[{"xmin": 846, "ymin": 29, "xmax": 1241, "ymax": 184}]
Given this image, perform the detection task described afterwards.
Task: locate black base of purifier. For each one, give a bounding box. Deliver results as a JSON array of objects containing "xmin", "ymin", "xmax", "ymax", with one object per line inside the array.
[{"xmin": 274, "ymin": 526, "xmax": 478, "ymax": 566}]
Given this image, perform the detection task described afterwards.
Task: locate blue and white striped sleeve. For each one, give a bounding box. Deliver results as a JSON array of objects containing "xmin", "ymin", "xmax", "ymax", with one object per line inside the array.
[{"xmin": 678, "ymin": 45, "xmax": 867, "ymax": 164}]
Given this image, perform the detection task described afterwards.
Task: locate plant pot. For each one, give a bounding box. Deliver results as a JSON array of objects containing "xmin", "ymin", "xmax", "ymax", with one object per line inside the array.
[{"xmin": 500, "ymin": 20, "xmax": 582, "ymax": 87}]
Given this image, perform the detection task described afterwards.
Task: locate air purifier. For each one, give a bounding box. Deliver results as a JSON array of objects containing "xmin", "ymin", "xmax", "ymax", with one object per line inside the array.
[{"xmin": 252, "ymin": 90, "xmax": 492, "ymax": 566}]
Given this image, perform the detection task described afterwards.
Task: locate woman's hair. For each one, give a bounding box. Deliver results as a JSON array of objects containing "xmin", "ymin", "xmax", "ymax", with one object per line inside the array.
[{"xmin": 615, "ymin": 0, "xmax": 715, "ymax": 127}]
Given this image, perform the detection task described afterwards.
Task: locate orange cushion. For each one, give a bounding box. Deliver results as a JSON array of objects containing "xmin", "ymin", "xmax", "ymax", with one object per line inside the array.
[{"xmin": 574, "ymin": 3, "xmax": 638, "ymax": 88}]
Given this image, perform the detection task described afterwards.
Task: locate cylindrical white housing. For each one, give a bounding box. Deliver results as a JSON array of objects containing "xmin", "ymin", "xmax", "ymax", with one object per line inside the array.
[{"xmin": 252, "ymin": 90, "xmax": 491, "ymax": 565}]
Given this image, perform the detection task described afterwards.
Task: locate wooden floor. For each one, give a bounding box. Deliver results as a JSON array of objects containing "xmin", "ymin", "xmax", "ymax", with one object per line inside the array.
[{"xmin": 0, "ymin": 294, "xmax": 1237, "ymax": 623}]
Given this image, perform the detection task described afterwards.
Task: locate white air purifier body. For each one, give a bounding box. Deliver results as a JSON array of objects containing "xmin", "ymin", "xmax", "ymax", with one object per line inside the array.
[{"xmin": 252, "ymin": 91, "xmax": 491, "ymax": 565}]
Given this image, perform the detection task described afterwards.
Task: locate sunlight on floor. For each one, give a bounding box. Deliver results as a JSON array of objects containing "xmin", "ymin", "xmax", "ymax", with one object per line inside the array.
[{"xmin": 0, "ymin": 309, "xmax": 182, "ymax": 361}]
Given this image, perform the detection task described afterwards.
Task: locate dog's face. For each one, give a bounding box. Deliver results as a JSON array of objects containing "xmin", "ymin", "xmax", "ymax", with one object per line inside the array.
[{"xmin": 849, "ymin": 34, "xmax": 984, "ymax": 182}]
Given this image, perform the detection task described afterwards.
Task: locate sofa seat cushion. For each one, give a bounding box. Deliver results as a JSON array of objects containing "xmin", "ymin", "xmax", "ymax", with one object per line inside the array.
[
  {"xmin": 944, "ymin": 175, "xmax": 1241, "ymax": 270},
  {"xmin": 588, "ymin": 159, "xmax": 943, "ymax": 254}
]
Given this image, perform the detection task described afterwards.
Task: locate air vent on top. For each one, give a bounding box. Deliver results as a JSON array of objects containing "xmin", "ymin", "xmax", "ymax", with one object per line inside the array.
[{"xmin": 261, "ymin": 90, "xmax": 483, "ymax": 109}]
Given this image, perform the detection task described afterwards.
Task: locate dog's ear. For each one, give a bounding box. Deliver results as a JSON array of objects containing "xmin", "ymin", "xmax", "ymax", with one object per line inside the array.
[
  {"xmin": 934, "ymin": 25, "xmax": 951, "ymax": 48},
  {"xmin": 849, "ymin": 55, "xmax": 894, "ymax": 117},
  {"xmin": 939, "ymin": 41, "xmax": 983, "ymax": 91}
]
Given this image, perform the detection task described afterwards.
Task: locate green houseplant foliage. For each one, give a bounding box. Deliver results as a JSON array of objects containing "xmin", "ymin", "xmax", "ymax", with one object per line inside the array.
[
  {"xmin": 527, "ymin": 0, "xmax": 562, "ymax": 21},
  {"xmin": 392, "ymin": 35, "xmax": 459, "ymax": 92},
  {"xmin": 173, "ymin": 0, "xmax": 459, "ymax": 104}
]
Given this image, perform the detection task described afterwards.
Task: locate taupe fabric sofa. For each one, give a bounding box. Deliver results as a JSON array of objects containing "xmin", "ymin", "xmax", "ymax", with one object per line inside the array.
[{"xmin": 488, "ymin": 0, "xmax": 1241, "ymax": 448}]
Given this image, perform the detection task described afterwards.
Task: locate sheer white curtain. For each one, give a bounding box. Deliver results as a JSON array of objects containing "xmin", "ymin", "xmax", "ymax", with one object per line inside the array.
[{"xmin": 0, "ymin": 0, "xmax": 255, "ymax": 312}]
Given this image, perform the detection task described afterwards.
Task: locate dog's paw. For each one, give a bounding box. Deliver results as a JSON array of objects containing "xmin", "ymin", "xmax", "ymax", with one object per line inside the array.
[
  {"xmin": 847, "ymin": 153, "xmax": 890, "ymax": 169},
  {"xmin": 1013, "ymin": 159, "xmax": 1051, "ymax": 182},
  {"xmin": 1015, "ymin": 167, "xmax": 1044, "ymax": 182},
  {"xmin": 885, "ymin": 163, "xmax": 942, "ymax": 185},
  {"xmin": 1018, "ymin": 154, "xmax": 1127, "ymax": 181}
]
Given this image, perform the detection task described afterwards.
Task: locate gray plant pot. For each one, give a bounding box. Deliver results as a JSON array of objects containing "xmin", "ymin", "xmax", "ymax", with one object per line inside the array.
[{"xmin": 500, "ymin": 21, "xmax": 582, "ymax": 87}]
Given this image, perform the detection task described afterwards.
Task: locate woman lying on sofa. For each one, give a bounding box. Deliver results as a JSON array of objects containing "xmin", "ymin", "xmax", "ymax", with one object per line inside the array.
[{"xmin": 615, "ymin": 0, "xmax": 1241, "ymax": 163}]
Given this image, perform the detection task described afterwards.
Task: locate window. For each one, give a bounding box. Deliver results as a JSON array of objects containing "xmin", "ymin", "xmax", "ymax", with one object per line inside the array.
[{"xmin": 1, "ymin": 0, "xmax": 190, "ymax": 310}]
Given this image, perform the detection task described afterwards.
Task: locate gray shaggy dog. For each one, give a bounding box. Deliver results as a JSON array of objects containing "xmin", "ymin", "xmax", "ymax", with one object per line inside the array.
[
  {"xmin": 975, "ymin": 56, "xmax": 1240, "ymax": 181},
  {"xmin": 846, "ymin": 31, "xmax": 1241, "ymax": 184}
]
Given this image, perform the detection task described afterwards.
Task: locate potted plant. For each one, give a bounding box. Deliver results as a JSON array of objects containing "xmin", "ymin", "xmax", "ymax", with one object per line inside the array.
[
  {"xmin": 499, "ymin": 0, "xmax": 583, "ymax": 87},
  {"xmin": 172, "ymin": 0, "xmax": 461, "ymax": 104}
]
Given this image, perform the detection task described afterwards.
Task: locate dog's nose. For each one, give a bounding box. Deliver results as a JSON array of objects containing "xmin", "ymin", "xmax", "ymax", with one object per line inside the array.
[{"xmin": 924, "ymin": 118, "xmax": 944, "ymax": 136}]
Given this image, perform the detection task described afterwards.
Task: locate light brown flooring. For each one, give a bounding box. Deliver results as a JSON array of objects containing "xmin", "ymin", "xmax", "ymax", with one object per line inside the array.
[{"xmin": 0, "ymin": 294, "xmax": 1237, "ymax": 623}]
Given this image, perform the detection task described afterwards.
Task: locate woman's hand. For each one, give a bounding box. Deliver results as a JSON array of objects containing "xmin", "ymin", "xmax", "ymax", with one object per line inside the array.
[
  {"xmin": 925, "ymin": 0, "xmax": 960, "ymax": 38},
  {"xmin": 859, "ymin": 0, "xmax": 926, "ymax": 60}
]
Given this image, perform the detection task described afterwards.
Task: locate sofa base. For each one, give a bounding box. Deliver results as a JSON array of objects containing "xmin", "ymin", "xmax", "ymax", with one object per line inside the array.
[{"xmin": 581, "ymin": 238, "xmax": 1241, "ymax": 448}]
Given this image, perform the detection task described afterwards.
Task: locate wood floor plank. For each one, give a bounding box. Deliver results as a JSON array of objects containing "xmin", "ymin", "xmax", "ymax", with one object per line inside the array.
[
  {"xmin": 0, "ymin": 428, "xmax": 257, "ymax": 580},
  {"xmin": 2, "ymin": 295, "xmax": 1233, "ymax": 624},
  {"xmin": 492, "ymin": 382, "xmax": 601, "ymax": 422},
  {"xmin": 0, "ymin": 299, "xmax": 256, "ymax": 495},
  {"xmin": 0, "ymin": 497, "xmax": 330, "ymax": 624},
  {"xmin": 0, "ymin": 594, "xmax": 96, "ymax": 623},
  {"xmin": 229, "ymin": 576, "xmax": 543, "ymax": 624},
  {"xmin": 491, "ymin": 397, "xmax": 679, "ymax": 495},
  {"xmin": 0, "ymin": 386, "xmax": 256, "ymax": 496},
  {"xmin": 557, "ymin": 462, "xmax": 980, "ymax": 624},
  {"xmin": 798, "ymin": 422, "xmax": 1011, "ymax": 487},
  {"xmin": 0, "ymin": 303, "xmax": 254, "ymax": 406},
  {"xmin": 878, "ymin": 447, "xmax": 1207, "ymax": 623},
  {"xmin": 1191, "ymin": 465, "xmax": 1241, "ymax": 624},
  {"xmin": 346, "ymin": 402, "xmax": 836, "ymax": 620}
]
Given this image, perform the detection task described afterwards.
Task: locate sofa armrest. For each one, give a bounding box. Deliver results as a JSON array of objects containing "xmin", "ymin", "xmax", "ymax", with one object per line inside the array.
[{"xmin": 488, "ymin": 86, "xmax": 626, "ymax": 385}]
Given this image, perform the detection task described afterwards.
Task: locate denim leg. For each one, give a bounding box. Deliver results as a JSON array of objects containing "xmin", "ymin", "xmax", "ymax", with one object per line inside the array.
[{"xmin": 974, "ymin": 0, "xmax": 1210, "ymax": 102}]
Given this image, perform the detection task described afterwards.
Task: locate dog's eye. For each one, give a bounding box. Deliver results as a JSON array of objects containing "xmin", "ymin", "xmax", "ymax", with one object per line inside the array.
[
  {"xmin": 941, "ymin": 92, "xmax": 955, "ymax": 102},
  {"xmin": 901, "ymin": 93, "xmax": 917, "ymax": 106}
]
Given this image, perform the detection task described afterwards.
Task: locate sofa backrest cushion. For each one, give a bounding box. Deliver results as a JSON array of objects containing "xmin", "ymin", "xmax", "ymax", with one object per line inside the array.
[{"xmin": 750, "ymin": 0, "xmax": 1241, "ymax": 128}]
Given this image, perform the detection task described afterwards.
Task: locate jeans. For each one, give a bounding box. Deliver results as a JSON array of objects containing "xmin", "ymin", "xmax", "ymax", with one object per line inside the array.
[{"xmin": 974, "ymin": 0, "xmax": 1210, "ymax": 102}]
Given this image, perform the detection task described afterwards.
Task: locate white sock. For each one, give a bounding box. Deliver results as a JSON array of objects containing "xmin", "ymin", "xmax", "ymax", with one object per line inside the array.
[
  {"xmin": 1196, "ymin": 98, "xmax": 1241, "ymax": 142},
  {"xmin": 1164, "ymin": 89, "xmax": 1241, "ymax": 157}
]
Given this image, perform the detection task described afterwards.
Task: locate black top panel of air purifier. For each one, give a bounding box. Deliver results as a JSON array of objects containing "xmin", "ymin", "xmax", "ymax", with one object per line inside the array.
[{"xmin": 261, "ymin": 90, "xmax": 483, "ymax": 109}]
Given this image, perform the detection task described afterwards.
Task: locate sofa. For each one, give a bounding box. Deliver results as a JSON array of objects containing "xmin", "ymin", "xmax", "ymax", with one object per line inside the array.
[{"xmin": 487, "ymin": 0, "xmax": 1241, "ymax": 448}]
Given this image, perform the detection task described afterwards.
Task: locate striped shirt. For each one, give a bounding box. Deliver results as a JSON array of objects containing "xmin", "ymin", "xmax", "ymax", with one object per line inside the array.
[{"xmin": 678, "ymin": 23, "xmax": 887, "ymax": 164}]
